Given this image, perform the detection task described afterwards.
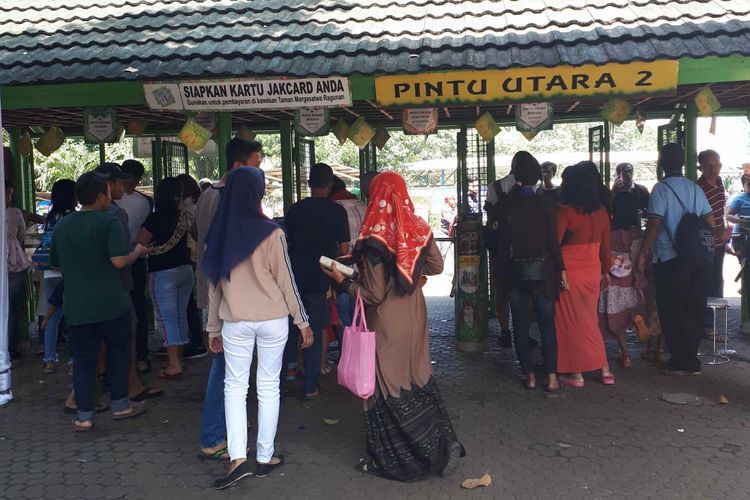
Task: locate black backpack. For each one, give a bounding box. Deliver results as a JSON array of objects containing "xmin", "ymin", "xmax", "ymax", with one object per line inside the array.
[{"xmin": 663, "ymin": 182, "xmax": 714, "ymax": 272}]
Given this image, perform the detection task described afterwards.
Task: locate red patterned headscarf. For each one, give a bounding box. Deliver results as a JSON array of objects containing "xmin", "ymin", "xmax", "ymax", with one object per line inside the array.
[{"xmin": 354, "ymin": 172, "xmax": 433, "ymax": 294}]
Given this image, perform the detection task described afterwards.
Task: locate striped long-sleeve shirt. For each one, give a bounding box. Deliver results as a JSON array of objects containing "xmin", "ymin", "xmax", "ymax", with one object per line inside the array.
[{"xmin": 697, "ymin": 176, "xmax": 726, "ymax": 246}]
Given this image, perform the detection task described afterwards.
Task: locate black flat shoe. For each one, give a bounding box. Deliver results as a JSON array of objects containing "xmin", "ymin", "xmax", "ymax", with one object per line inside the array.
[
  {"xmin": 256, "ymin": 455, "xmax": 285, "ymax": 478},
  {"xmin": 213, "ymin": 461, "xmax": 253, "ymax": 490},
  {"xmin": 439, "ymin": 441, "xmax": 465, "ymax": 477}
]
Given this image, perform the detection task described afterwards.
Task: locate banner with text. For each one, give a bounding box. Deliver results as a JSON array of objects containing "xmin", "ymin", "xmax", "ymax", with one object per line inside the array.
[
  {"xmin": 144, "ymin": 77, "xmax": 352, "ymax": 111},
  {"xmin": 375, "ymin": 61, "xmax": 678, "ymax": 107}
]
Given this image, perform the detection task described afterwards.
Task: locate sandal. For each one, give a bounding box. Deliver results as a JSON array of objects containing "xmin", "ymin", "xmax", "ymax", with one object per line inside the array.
[
  {"xmin": 199, "ymin": 447, "xmax": 230, "ymax": 462},
  {"xmin": 354, "ymin": 459, "xmax": 381, "ymax": 477},
  {"xmin": 601, "ymin": 374, "xmax": 616, "ymax": 385},
  {"xmin": 304, "ymin": 390, "xmax": 321, "ymax": 401},
  {"xmin": 130, "ymin": 386, "xmax": 164, "ymax": 402},
  {"xmin": 522, "ymin": 377, "xmax": 536, "ymax": 390},
  {"xmin": 256, "ymin": 454, "xmax": 285, "ymax": 478},
  {"xmin": 561, "ymin": 376, "xmax": 584, "ymax": 388},
  {"xmin": 72, "ymin": 418, "xmax": 93, "ymax": 432},
  {"xmin": 320, "ymin": 364, "xmax": 333, "ymax": 376},
  {"xmin": 112, "ymin": 401, "xmax": 148, "ymax": 420}
]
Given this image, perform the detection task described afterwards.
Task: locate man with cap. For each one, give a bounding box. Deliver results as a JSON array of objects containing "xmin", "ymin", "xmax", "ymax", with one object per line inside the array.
[{"xmin": 94, "ymin": 163, "xmax": 163, "ymax": 402}]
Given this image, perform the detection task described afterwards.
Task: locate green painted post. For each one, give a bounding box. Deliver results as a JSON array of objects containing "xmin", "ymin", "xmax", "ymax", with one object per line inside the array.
[
  {"xmin": 685, "ymin": 103, "xmax": 698, "ymax": 180},
  {"xmin": 98, "ymin": 143, "xmax": 106, "ymax": 165},
  {"xmin": 279, "ymin": 120, "xmax": 294, "ymax": 213},
  {"xmin": 26, "ymin": 151, "xmax": 36, "ymax": 214},
  {"xmin": 603, "ymin": 121, "xmax": 611, "ymax": 186},
  {"xmin": 7, "ymin": 128, "xmax": 27, "ymax": 210},
  {"xmin": 217, "ymin": 112, "xmax": 232, "ymax": 176},
  {"xmin": 152, "ymin": 134, "xmax": 162, "ymax": 189}
]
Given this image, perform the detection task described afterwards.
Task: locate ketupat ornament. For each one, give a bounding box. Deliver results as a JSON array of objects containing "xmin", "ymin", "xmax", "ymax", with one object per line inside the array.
[
  {"xmin": 601, "ymin": 98, "xmax": 631, "ymax": 125},
  {"xmin": 694, "ymin": 87, "xmax": 721, "ymax": 117},
  {"xmin": 127, "ymin": 118, "xmax": 148, "ymax": 136},
  {"xmin": 348, "ymin": 117, "xmax": 376, "ymax": 149},
  {"xmin": 475, "ymin": 112, "xmax": 500, "ymax": 143},
  {"xmin": 179, "ymin": 119, "xmax": 212, "ymax": 152},
  {"xmin": 35, "ymin": 127, "xmax": 65, "ymax": 157},
  {"xmin": 18, "ymin": 131, "xmax": 33, "ymax": 156},
  {"xmin": 521, "ymin": 130, "xmax": 539, "ymax": 141},
  {"xmin": 374, "ymin": 126, "xmax": 391, "ymax": 149},
  {"xmin": 635, "ymin": 108, "xmax": 646, "ymax": 134},
  {"xmin": 235, "ymin": 125, "xmax": 256, "ymax": 141},
  {"xmin": 333, "ymin": 119, "xmax": 349, "ymax": 145}
]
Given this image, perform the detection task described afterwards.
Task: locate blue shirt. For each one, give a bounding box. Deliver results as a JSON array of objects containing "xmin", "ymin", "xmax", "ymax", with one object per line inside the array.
[
  {"xmin": 728, "ymin": 192, "xmax": 750, "ymax": 235},
  {"xmin": 648, "ymin": 176, "xmax": 712, "ymax": 263}
]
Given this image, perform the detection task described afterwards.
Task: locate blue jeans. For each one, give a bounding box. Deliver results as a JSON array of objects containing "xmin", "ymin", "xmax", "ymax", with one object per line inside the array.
[
  {"xmin": 150, "ymin": 265, "xmax": 193, "ymax": 346},
  {"xmin": 508, "ymin": 287, "xmax": 557, "ymax": 375},
  {"xmin": 43, "ymin": 276, "xmax": 63, "ymax": 363},
  {"xmin": 70, "ymin": 314, "xmax": 131, "ymax": 422},
  {"xmin": 200, "ymin": 353, "xmax": 226, "ymax": 449},
  {"xmin": 285, "ymin": 293, "xmax": 329, "ymax": 395}
]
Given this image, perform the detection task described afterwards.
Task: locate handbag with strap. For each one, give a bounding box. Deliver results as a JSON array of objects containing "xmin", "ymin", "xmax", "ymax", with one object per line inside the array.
[
  {"xmin": 337, "ymin": 290, "xmax": 376, "ymax": 399},
  {"xmin": 511, "ymin": 256, "xmax": 547, "ymax": 281}
]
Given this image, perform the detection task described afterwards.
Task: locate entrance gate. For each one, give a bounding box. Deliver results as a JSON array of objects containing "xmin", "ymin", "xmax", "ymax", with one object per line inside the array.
[
  {"xmin": 657, "ymin": 121, "xmax": 685, "ymax": 179},
  {"xmin": 294, "ymin": 136, "xmax": 315, "ymax": 202}
]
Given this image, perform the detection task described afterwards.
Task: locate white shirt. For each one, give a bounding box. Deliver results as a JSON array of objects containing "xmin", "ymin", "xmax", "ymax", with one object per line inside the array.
[
  {"xmin": 486, "ymin": 174, "xmax": 518, "ymax": 206},
  {"xmin": 118, "ymin": 190, "xmax": 152, "ymax": 244}
]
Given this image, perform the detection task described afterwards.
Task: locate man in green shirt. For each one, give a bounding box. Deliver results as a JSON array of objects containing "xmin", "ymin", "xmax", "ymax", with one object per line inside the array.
[{"xmin": 50, "ymin": 172, "xmax": 148, "ymax": 430}]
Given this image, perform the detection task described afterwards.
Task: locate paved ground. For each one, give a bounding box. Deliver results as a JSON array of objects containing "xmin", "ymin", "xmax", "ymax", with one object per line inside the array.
[{"xmin": 3, "ymin": 286, "xmax": 750, "ymax": 499}]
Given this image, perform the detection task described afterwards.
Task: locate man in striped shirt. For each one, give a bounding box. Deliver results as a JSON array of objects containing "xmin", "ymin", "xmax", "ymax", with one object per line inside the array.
[{"xmin": 697, "ymin": 150, "xmax": 730, "ymax": 325}]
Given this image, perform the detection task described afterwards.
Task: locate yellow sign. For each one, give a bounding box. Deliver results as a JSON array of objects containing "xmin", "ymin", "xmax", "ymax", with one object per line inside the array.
[{"xmin": 375, "ymin": 61, "xmax": 679, "ymax": 107}]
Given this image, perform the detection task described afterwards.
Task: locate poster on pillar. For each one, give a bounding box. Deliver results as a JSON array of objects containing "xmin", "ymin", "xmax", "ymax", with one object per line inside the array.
[
  {"xmin": 515, "ymin": 103, "xmax": 553, "ymax": 132},
  {"xmin": 295, "ymin": 108, "xmax": 329, "ymax": 136},
  {"xmin": 84, "ymin": 108, "xmax": 120, "ymax": 144},
  {"xmin": 402, "ymin": 108, "xmax": 439, "ymax": 135}
]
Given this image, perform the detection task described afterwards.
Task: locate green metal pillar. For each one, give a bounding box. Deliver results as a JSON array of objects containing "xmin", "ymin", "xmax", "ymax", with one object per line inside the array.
[
  {"xmin": 7, "ymin": 128, "xmax": 30, "ymax": 211},
  {"xmin": 217, "ymin": 112, "xmax": 232, "ymax": 176},
  {"xmin": 684, "ymin": 103, "xmax": 698, "ymax": 180},
  {"xmin": 280, "ymin": 120, "xmax": 294, "ymax": 213},
  {"xmin": 152, "ymin": 134, "xmax": 163, "ymax": 189},
  {"xmin": 98, "ymin": 143, "xmax": 106, "ymax": 165},
  {"xmin": 603, "ymin": 121, "xmax": 611, "ymax": 185}
]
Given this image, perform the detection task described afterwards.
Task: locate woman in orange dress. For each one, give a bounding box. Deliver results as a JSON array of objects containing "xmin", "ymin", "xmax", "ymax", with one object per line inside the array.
[{"xmin": 555, "ymin": 163, "xmax": 615, "ymax": 387}]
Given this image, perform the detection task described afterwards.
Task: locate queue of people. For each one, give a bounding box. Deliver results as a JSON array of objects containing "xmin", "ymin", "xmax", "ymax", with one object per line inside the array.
[
  {"xmin": 486, "ymin": 144, "xmax": 732, "ymax": 390},
  {"xmin": 5, "ymin": 136, "xmax": 740, "ymax": 489}
]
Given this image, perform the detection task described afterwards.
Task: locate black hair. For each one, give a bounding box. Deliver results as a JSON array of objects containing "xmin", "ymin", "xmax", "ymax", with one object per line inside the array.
[
  {"xmin": 612, "ymin": 191, "xmax": 640, "ymax": 231},
  {"xmin": 560, "ymin": 163, "xmax": 602, "ymax": 214},
  {"xmin": 226, "ymin": 138, "xmax": 262, "ymax": 168},
  {"xmin": 309, "ymin": 162, "xmax": 334, "ymax": 189},
  {"xmin": 154, "ymin": 177, "xmax": 182, "ymax": 213},
  {"xmin": 48, "ymin": 179, "xmax": 77, "ymax": 221},
  {"xmin": 616, "ymin": 162, "xmax": 634, "ymax": 176},
  {"xmin": 175, "ymin": 173, "xmax": 201, "ymax": 203},
  {"xmin": 698, "ymin": 149, "xmax": 720, "ymax": 164},
  {"xmin": 514, "ymin": 152, "xmax": 542, "ymax": 186},
  {"xmin": 121, "ymin": 159, "xmax": 145, "ymax": 178},
  {"xmin": 76, "ymin": 172, "xmax": 109, "ymax": 206},
  {"xmin": 659, "ymin": 143, "xmax": 684, "ymax": 174},
  {"xmin": 581, "ymin": 161, "xmax": 613, "ymax": 214},
  {"xmin": 742, "ymin": 174, "xmax": 750, "ymax": 187},
  {"xmin": 329, "ymin": 175, "xmax": 347, "ymax": 198},
  {"xmin": 540, "ymin": 161, "xmax": 557, "ymax": 175}
]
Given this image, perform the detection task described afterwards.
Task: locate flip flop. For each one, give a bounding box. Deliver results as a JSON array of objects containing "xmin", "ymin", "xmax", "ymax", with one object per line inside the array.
[
  {"xmin": 112, "ymin": 401, "xmax": 148, "ymax": 420},
  {"xmin": 561, "ymin": 377, "xmax": 584, "ymax": 388},
  {"xmin": 199, "ymin": 448, "xmax": 230, "ymax": 462},
  {"xmin": 600, "ymin": 375, "xmax": 616, "ymax": 385},
  {"xmin": 130, "ymin": 386, "xmax": 164, "ymax": 402},
  {"xmin": 72, "ymin": 418, "xmax": 93, "ymax": 432}
]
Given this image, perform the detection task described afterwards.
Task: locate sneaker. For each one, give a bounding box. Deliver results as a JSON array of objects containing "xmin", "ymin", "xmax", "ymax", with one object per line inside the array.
[
  {"xmin": 43, "ymin": 361, "xmax": 57, "ymax": 374},
  {"xmin": 183, "ymin": 346, "xmax": 208, "ymax": 359}
]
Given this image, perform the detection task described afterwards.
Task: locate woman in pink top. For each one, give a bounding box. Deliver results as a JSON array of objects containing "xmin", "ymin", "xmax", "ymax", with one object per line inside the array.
[{"xmin": 5, "ymin": 181, "xmax": 32, "ymax": 358}]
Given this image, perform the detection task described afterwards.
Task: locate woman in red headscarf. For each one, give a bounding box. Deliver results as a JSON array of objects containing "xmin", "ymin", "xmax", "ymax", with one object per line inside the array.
[{"xmin": 322, "ymin": 172, "xmax": 464, "ymax": 482}]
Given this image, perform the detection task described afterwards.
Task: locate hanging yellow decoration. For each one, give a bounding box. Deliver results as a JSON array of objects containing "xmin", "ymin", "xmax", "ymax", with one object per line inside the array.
[
  {"xmin": 474, "ymin": 112, "xmax": 500, "ymax": 143},
  {"xmin": 694, "ymin": 87, "xmax": 721, "ymax": 117},
  {"xmin": 178, "ymin": 119, "xmax": 212, "ymax": 152},
  {"xmin": 18, "ymin": 131, "xmax": 33, "ymax": 156},
  {"xmin": 333, "ymin": 119, "xmax": 349, "ymax": 146},
  {"xmin": 35, "ymin": 127, "xmax": 65, "ymax": 157},
  {"xmin": 347, "ymin": 118, "xmax": 376, "ymax": 149},
  {"xmin": 601, "ymin": 99, "xmax": 631, "ymax": 125},
  {"xmin": 235, "ymin": 125, "xmax": 256, "ymax": 141}
]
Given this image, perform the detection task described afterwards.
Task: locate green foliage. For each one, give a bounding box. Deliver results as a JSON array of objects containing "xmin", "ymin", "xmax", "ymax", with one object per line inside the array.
[{"xmin": 34, "ymin": 138, "xmax": 135, "ymax": 192}]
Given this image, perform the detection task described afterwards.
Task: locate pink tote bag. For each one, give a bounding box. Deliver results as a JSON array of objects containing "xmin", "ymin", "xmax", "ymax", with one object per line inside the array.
[{"xmin": 337, "ymin": 290, "xmax": 376, "ymax": 399}]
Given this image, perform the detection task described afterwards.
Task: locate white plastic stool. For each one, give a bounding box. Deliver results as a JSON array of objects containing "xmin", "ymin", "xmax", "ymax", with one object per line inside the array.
[{"xmin": 700, "ymin": 297, "xmax": 729, "ymax": 365}]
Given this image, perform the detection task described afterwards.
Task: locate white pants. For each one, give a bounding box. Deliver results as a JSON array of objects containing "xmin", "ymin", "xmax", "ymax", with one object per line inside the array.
[{"xmin": 223, "ymin": 317, "xmax": 288, "ymax": 462}]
